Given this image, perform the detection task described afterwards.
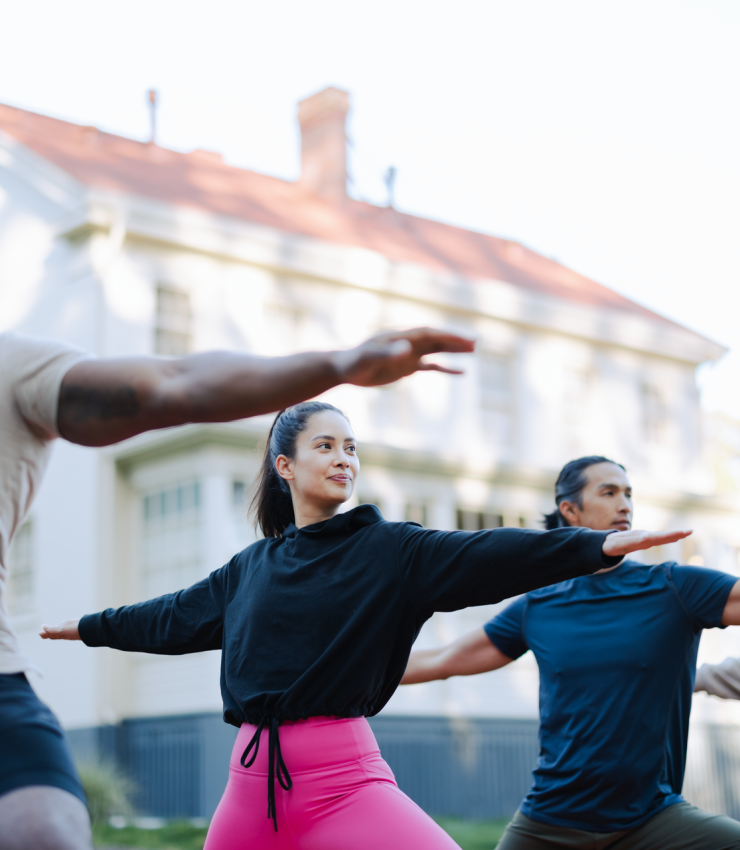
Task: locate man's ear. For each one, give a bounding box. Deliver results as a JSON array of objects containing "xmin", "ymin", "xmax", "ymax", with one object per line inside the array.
[
  {"xmin": 558, "ymin": 500, "xmax": 580, "ymax": 526},
  {"xmin": 275, "ymin": 455, "xmax": 294, "ymax": 481}
]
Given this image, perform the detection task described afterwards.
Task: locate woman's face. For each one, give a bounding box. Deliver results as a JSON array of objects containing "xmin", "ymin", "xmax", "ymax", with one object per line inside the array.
[{"xmin": 276, "ymin": 410, "xmax": 359, "ymax": 510}]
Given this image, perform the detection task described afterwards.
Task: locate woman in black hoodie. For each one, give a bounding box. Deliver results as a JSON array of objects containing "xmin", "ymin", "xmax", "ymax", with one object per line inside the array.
[{"xmin": 42, "ymin": 402, "xmax": 688, "ymax": 849}]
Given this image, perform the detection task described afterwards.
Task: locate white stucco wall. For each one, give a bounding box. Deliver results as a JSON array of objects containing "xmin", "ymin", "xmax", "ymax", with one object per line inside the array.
[{"xmin": 2, "ymin": 132, "xmax": 739, "ymax": 733}]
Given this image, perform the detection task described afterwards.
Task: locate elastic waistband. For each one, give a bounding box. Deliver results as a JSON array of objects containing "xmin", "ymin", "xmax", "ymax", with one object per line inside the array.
[{"xmin": 231, "ymin": 716, "xmax": 379, "ymax": 775}]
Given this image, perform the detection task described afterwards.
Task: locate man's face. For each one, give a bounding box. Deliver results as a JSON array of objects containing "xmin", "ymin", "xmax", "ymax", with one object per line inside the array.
[{"xmin": 559, "ymin": 462, "xmax": 633, "ymax": 532}]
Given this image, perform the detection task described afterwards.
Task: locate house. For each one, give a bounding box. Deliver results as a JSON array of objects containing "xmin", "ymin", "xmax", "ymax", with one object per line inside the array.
[{"xmin": 2, "ymin": 87, "xmax": 738, "ymax": 819}]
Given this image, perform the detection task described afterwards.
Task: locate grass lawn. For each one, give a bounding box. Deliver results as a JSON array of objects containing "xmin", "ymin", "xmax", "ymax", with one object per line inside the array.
[
  {"xmin": 93, "ymin": 817, "xmax": 510, "ymax": 849},
  {"xmin": 93, "ymin": 822, "xmax": 209, "ymax": 850},
  {"xmin": 434, "ymin": 817, "xmax": 510, "ymax": 849}
]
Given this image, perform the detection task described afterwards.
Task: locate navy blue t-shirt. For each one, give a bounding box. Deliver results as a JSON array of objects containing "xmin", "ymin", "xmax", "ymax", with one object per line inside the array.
[{"xmin": 484, "ymin": 561, "xmax": 737, "ymax": 832}]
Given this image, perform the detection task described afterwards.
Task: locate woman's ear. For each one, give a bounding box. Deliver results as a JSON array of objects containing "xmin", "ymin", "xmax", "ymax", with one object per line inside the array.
[
  {"xmin": 558, "ymin": 500, "xmax": 580, "ymax": 526},
  {"xmin": 275, "ymin": 455, "xmax": 294, "ymax": 481}
]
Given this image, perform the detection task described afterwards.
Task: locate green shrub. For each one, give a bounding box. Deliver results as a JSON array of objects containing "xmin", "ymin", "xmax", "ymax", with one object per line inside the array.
[{"xmin": 77, "ymin": 761, "xmax": 136, "ymax": 826}]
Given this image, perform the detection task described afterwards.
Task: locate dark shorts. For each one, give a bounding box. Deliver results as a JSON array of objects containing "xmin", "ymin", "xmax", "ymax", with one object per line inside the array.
[
  {"xmin": 498, "ymin": 804, "xmax": 740, "ymax": 849},
  {"xmin": 0, "ymin": 673, "xmax": 85, "ymax": 805}
]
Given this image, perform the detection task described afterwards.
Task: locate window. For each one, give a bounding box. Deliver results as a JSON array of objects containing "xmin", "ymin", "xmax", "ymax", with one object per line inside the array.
[
  {"xmin": 371, "ymin": 384, "xmax": 412, "ymax": 431},
  {"xmin": 405, "ymin": 503, "xmax": 427, "ymax": 526},
  {"xmin": 7, "ymin": 521, "xmax": 34, "ymax": 616},
  {"xmin": 141, "ymin": 482, "xmax": 203, "ymax": 598},
  {"xmin": 642, "ymin": 383, "xmax": 667, "ymax": 444},
  {"xmin": 456, "ymin": 511, "xmax": 526, "ymax": 530},
  {"xmin": 232, "ymin": 480, "xmax": 247, "ymax": 508},
  {"xmin": 456, "ymin": 510, "xmax": 504, "ymax": 531},
  {"xmin": 478, "ymin": 351, "xmax": 513, "ymax": 444},
  {"xmin": 155, "ymin": 285, "xmax": 192, "ymax": 355},
  {"xmin": 479, "ymin": 351, "xmax": 512, "ymax": 410},
  {"xmin": 563, "ymin": 367, "xmax": 592, "ymax": 424}
]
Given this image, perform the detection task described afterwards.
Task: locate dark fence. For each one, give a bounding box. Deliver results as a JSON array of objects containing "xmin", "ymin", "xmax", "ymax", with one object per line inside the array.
[
  {"xmin": 67, "ymin": 713, "xmax": 537, "ymax": 820},
  {"xmin": 67, "ymin": 714, "xmax": 740, "ymax": 822},
  {"xmin": 368, "ymin": 716, "xmax": 539, "ymax": 820},
  {"xmin": 67, "ymin": 712, "xmax": 238, "ymax": 819}
]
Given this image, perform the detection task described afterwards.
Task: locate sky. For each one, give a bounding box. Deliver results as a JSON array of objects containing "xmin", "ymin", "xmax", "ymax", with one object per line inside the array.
[{"xmin": 2, "ymin": 0, "xmax": 739, "ymax": 414}]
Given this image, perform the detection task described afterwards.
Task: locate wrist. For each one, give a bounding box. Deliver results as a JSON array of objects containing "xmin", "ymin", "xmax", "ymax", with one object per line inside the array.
[{"xmin": 600, "ymin": 530, "xmax": 623, "ymax": 566}]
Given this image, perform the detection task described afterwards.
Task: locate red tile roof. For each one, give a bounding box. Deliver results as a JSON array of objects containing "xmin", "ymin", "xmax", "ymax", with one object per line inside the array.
[{"xmin": 0, "ymin": 101, "xmax": 672, "ymax": 325}]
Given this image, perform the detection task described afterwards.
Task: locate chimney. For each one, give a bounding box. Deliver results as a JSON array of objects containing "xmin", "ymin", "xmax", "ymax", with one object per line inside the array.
[{"xmin": 297, "ymin": 87, "xmax": 349, "ymax": 202}]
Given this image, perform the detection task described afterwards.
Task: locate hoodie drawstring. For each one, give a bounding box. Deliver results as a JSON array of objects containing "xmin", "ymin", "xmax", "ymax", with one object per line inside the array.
[{"xmin": 240, "ymin": 714, "xmax": 292, "ymax": 831}]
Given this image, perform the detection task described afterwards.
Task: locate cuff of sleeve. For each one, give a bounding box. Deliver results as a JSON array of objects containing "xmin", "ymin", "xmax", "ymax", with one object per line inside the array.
[{"xmin": 78, "ymin": 613, "xmax": 106, "ymax": 647}]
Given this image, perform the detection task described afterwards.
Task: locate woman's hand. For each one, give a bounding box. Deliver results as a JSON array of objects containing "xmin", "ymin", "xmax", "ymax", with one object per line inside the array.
[
  {"xmin": 602, "ymin": 528, "xmax": 692, "ymax": 558},
  {"xmin": 39, "ymin": 619, "xmax": 81, "ymax": 641}
]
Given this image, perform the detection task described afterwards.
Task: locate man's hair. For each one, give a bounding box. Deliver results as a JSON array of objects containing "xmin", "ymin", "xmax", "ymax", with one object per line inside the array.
[{"xmin": 543, "ymin": 456, "xmax": 625, "ymax": 529}]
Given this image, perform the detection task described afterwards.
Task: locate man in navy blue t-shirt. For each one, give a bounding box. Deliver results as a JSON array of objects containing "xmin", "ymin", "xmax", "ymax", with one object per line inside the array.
[{"xmin": 403, "ymin": 456, "xmax": 740, "ymax": 849}]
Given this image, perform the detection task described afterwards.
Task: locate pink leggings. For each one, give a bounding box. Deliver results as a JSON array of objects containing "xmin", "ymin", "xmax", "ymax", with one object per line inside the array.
[{"xmin": 204, "ymin": 716, "xmax": 460, "ymax": 850}]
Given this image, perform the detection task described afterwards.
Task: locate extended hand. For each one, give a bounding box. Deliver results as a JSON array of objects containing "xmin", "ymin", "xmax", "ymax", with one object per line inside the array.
[
  {"xmin": 39, "ymin": 620, "xmax": 81, "ymax": 641},
  {"xmin": 602, "ymin": 528, "xmax": 692, "ymax": 558},
  {"xmin": 337, "ymin": 328, "xmax": 475, "ymax": 387}
]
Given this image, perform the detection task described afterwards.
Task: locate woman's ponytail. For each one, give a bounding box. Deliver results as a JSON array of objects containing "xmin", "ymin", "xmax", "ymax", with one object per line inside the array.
[
  {"xmin": 251, "ymin": 413, "xmax": 295, "ymax": 539},
  {"xmin": 249, "ymin": 401, "xmax": 348, "ymax": 538}
]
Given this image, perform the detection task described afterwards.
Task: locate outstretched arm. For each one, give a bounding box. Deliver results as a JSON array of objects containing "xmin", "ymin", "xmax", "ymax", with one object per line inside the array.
[
  {"xmin": 40, "ymin": 569, "xmax": 226, "ymax": 655},
  {"xmin": 400, "ymin": 525, "xmax": 692, "ymax": 613},
  {"xmin": 58, "ymin": 328, "xmax": 475, "ymax": 446},
  {"xmin": 402, "ymin": 627, "xmax": 514, "ymax": 684}
]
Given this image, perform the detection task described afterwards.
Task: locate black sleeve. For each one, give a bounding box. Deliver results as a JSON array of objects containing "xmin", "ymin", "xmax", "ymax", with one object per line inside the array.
[
  {"xmin": 78, "ymin": 565, "xmax": 228, "ymax": 655},
  {"xmin": 397, "ymin": 525, "xmax": 618, "ymax": 613}
]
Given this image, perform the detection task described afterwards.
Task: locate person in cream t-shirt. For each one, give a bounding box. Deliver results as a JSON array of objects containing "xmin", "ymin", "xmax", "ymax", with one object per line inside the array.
[
  {"xmin": 0, "ymin": 326, "xmax": 475, "ymax": 850},
  {"xmin": 0, "ymin": 335, "xmax": 92, "ymax": 675},
  {"xmin": 0, "ymin": 334, "xmax": 93, "ymax": 850}
]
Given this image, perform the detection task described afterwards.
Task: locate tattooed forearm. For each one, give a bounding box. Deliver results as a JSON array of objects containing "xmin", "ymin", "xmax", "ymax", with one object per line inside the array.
[{"xmin": 59, "ymin": 384, "xmax": 142, "ymax": 423}]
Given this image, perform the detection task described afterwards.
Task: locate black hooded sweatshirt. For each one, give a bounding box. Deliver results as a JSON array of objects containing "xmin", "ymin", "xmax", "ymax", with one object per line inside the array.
[{"xmin": 80, "ymin": 505, "xmax": 618, "ymax": 726}]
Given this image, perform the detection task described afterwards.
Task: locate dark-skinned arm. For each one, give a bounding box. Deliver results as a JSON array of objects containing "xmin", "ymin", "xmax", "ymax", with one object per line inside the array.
[{"xmin": 58, "ymin": 328, "xmax": 474, "ymax": 446}]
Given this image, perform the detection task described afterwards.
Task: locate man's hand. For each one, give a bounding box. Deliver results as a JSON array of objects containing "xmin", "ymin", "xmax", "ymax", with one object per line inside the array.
[
  {"xmin": 336, "ymin": 328, "xmax": 475, "ymax": 387},
  {"xmin": 39, "ymin": 620, "xmax": 81, "ymax": 641},
  {"xmin": 58, "ymin": 328, "xmax": 475, "ymax": 446},
  {"xmin": 602, "ymin": 528, "xmax": 692, "ymax": 558}
]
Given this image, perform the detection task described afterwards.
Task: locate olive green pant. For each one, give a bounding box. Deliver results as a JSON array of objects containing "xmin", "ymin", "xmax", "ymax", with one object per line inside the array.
[{"xmin": 496, "ymin": 803, "xmax": 740, "ymax": 849}]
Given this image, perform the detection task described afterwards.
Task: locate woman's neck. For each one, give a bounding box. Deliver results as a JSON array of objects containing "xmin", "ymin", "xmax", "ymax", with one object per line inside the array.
[{"xmin": 293, "ymin": 503, "xmax": 343, "ymax": 529}]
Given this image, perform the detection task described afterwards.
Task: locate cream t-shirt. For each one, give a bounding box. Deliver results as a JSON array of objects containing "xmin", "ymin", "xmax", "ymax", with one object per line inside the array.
[{"xmin": 0, "ymin": 332, "xmax": 91, "ymax": 674}]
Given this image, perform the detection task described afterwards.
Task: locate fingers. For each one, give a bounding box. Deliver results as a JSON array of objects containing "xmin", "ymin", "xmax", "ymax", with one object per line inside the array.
[
  {"xmin": 604, "ymin": 528, "xmax": 693, "ymax": 557},
  {"xmin": 39, "ymin": 620, "xmax": 81, "ymax": 641},
  {"xmin": 373, "ymin": 328, "xmax": 476, "ymax": 355},
  {"xmin": 408, "ymin": 330, "xmax": 476, "ymax": 354},
  {"xmin": 649, "ymin": 530, "xmax": 693, "ymax": 545},
  {"xmin": 417, "ymin": 363, "xmax": 466, "ymax": 375}
]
